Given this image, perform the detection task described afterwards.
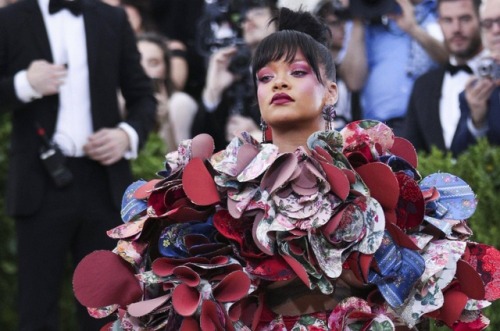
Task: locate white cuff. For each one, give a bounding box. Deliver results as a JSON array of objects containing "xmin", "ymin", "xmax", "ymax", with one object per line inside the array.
[
  {"xmin": 14, "ymin": 70, "xmax": 42, "ymax": 103},
  {"xmin": 202, "ymin": 94, "xmax": 220, "ymax": 113},
  {"xmin": 466, "ymin": 117, "xmax": 488, "ymax": 138},
  {"xmin": 118, "ymin": 122, "xmax": 139, "ymax": 159}
]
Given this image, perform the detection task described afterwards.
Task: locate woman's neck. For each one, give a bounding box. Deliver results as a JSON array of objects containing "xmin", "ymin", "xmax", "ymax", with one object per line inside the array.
[{"xmin": 271, "ymin": 126, "xmax": 322, "ymax": 153}]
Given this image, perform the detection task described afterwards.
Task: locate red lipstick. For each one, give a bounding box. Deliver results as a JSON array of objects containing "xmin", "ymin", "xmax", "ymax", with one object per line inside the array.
[{"xmin": 271, "ymin": 93, "xmax": 294, "ymax": 105}]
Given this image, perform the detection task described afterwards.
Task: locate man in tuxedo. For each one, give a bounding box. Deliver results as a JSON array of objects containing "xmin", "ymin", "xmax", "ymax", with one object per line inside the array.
[
  {"xmin": 403, "ymin": 0, "xmax": 485, "ymax": 155},
  {"xmin": 453, "ymin": 0, "xmax": 500, "ymax": 150},
  {"xmin": 0, "ymin": 0, "xmax": 156, "ymax": 329}
]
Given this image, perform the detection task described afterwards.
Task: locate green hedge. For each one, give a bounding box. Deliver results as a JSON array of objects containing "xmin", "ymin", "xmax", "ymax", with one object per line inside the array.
[
  {"xmin": 417, "ymin": 142, "xmax": 500, "ymax": 331},
  {"xmin": 1, "ymin": 116, "xmax": 499, "ymax": 329}
]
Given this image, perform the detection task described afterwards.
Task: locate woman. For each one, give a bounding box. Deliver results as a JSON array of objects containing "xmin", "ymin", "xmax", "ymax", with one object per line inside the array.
[
  {"xmin": 73, "ymin": 7, "xmax": 500, "ymax": 331},
  {"xmin": 137, "ymin": 32, "xmax": 198, "ymax": 151}
]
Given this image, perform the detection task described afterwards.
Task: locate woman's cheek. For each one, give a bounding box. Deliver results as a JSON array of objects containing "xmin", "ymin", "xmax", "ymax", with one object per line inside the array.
[{"xmin": 257, "ymin": 86, "xmax": 268, "ymax": 109}]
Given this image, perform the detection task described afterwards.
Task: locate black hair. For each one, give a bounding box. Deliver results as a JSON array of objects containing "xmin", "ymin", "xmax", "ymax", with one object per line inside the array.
[
  {"xmin": 251, "ymin": 7, "xmax": 336, "ymax": 90},
  {"xmin": 314, "ymin": 0, "xmax": 338, "ymax": 19},
  {"xmin": 234, "ymin": 0, "xmax": 279, "ymax": 17},
  {"xmin": 313, "ymin": 0, "xmax": 351, "ymax": 21},
  {"xmin": 136, "ymin": 32, "xmax": 176, "ymax": 97},
  {"xmin": 437, "ymin": 0, "xmax": 482, "ymax": 15}
]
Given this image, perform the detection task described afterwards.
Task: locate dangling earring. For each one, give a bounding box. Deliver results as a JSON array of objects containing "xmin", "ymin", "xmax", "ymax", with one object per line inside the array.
[
  {"xmin": 322, "ymin": 104, "xmax": 336, "ymax": 131},
  {"xmin": 260, "ymin": 118, "xmax": 268, "ymax": 143}
]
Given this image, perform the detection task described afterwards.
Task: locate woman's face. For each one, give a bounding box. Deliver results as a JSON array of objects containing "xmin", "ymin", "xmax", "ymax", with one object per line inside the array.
[
  {"xmin": 256, "ymin": 51, "xmax": 337, "ymax": 130},
  {"xmin": 138, "ymin": 40, "xmax": 166, "ymax": 80}
]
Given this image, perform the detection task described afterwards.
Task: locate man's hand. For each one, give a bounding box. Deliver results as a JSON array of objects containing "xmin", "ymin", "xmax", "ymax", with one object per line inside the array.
[
  {"xmin": 83, "ymin": 128, "xmax": 130, "ymax": 165},
  {"xmin": 464, "ymin": 77, "xmax": 496, "ymax": 128},
  {"xmin": 202, "ymin": 46, "xmax": 238, "ymax": 106},
  {"xmin": 26, "ymin": 60, "xmax": 67, "ymax": 96},
  {"xmin": 390, "ymin": 0, "xmax": 417, "ymax": 34}
]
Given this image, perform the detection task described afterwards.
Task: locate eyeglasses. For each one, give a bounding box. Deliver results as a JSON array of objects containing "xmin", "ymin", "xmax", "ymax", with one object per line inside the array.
[{"xmin": 481, "ymin": 17, "xmax": 500, "ymax": 30}]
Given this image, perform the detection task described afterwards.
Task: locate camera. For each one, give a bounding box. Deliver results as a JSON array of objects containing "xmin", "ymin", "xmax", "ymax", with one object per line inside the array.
[
  {"xmin": 228, "ymin": 45, "xmax": 251, "ymax": 76},
  {"xmin": 40, "ymin": 143, "xmax": 73, "ymax": 188},
  {"xmin": 196, "ymin": 0, "xmax": 244, "ymax": 58},
  {"xmin": 349, "ymin": 0, "xmax": 402, "ymax": 20},
  {"xmin": 478, "ymin": 57, "xmax": 500, "ymax": 81}
]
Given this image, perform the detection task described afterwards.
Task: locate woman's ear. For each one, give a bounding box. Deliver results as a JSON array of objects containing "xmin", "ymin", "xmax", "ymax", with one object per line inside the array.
[{"xmin": 325, "ymin": 81, "xmax": 338, "ymax": 105}]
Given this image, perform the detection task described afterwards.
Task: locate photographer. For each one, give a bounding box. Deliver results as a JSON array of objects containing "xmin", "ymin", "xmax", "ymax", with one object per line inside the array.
[
  {"xmin": 192, "ymin": 0, "xmax": 278, "ymax": 151},
  {"xmin": 340, "ymin": 0, "xmax": 448, "ymax": 135},
  {"xmin": 454, "ymin": 0, "xmax": 500, "ymax": 150}
]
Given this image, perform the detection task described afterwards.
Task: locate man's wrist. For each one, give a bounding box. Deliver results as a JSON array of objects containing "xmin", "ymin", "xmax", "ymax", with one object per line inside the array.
[
  {"xmin": 467, "ymin": 117, "xmax": 488, "ymax": 138},
  {"xmin": 118, "ymin": 122, "xmax": 138, "ymax": 159},
  {"xmin": 14, "ymin": 70, "xmax": 42, "ymax": 102},
  {"xmin": 202, "ymin": 88, "xmax": 222, "ymax": 112}
]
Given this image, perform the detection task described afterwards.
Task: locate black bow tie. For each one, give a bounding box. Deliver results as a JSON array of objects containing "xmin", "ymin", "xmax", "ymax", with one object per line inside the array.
[
  {"xmin": 446, "ymin": 63, "xmax": 473, "ymax": 76},
  {"xmin": 49, "ymin": 0, "xmax": 82, "ymax": 16}
]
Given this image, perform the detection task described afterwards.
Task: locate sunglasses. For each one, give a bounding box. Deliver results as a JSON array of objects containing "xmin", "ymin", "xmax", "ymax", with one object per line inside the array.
[{"xmin": 481, "ymin": 17, "xmax": 500, "ymax": 30}]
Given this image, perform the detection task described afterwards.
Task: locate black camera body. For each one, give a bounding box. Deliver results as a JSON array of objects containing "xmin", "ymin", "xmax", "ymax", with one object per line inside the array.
[
  {"xmin": 228, "ymin": 45, "xmax": 252, "ymax": 77},
  {"xmin": 349, "ymin": 0, "xmax": 401, "ymax": 20},
  {"xmin": 40, "ymin": 144, "xmax": 73, "ymax": 188},
  {"xmin": 478, "ymin": 57, "xmax": 500, "ymax": 81}
]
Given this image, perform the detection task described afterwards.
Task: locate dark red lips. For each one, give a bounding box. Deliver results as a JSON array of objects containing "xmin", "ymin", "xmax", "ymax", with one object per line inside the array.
[{"xmin": 271, "ymin": 93, "xmax": 294, "ymax": 105}]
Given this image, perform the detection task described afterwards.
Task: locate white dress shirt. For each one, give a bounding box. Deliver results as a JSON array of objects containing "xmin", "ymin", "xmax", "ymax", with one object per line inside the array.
[
  {"xmin": 439, "ymin": 50, "xmax": 487, "ymax": 149},
  {"xmin": 14, "ymin": 0, "xmax": 138, "ymax": 158}
]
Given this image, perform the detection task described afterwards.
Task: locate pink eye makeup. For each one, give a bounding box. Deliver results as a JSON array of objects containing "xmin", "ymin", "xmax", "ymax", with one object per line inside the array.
[
  {"xmin": 256, "ymin": 68, "xmax": 274, "ymax": 83},
  {"xmin": 289, "ymin": 61, "xmax": 312, "ymax": 73}
]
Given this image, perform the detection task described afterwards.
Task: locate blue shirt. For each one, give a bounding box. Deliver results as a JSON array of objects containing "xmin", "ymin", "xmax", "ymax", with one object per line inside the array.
[{"xmin": 362, "ymin": 0, "xmax": 440, "ymax": 121}]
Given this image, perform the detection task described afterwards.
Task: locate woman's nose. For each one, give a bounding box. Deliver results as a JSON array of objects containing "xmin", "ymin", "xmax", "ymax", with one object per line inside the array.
[{"xmin": 272, "ymin": 78, "xmax": 289, "ymax": 90}]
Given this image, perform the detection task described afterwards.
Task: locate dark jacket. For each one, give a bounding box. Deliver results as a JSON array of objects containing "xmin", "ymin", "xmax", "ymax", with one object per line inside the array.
[
  {"xmin": 403, "ymin": 67, "xmax": 466, "ymax": 156},
  {"xmin": 0, "ymin": 0, "xmax": 157, "ymax": 216}
]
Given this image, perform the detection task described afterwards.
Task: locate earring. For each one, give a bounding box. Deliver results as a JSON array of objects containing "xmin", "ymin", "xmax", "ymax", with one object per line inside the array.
[
  {"xmin": 322, "ymin": 104, "xmax": 336, "ymax": 131},
  {"xmin": 260, "ymin": 118, "xmax": 268, "ymax": 143}
]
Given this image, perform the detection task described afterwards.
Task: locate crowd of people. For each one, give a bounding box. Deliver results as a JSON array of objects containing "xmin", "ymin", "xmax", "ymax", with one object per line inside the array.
[{"xmin": 0, "ymin": 0, "xmax": 499, "ymax": 330}]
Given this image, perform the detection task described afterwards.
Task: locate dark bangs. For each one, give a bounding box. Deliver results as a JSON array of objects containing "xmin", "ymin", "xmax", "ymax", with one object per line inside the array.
[{"xmin": 251, "ymin": 30, "xmax": 335, "ymax": 88}]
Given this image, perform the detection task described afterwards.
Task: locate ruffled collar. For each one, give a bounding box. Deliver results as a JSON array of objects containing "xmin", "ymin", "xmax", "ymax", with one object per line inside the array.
[{"xmin": 72, "ymin": 120, "xmax": 500, "ymax": 331}]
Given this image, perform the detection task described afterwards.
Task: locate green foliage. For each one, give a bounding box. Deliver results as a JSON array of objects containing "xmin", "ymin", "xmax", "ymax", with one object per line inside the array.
[
  {"xmin": 420, "ymin": 141, "xmax": 500, "ymax": 331},
  {"xmin": 0, "ymin": 124, "xmax": 499, "ymax": 330},
  {"xmin": 0, "ymin": 113, "xmax": 17, "ymax": 330},
  {"xmin": 132, "ymin": 131, "xmax": 168, "ymax": 180}
]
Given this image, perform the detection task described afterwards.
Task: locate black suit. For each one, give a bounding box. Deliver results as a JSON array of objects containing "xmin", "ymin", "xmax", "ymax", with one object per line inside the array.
[
  {"xmin": 403, "ymin": 67, "xmax": 465, "ymax": 155},
  {"xmin": 0, "ymin": 0, "xmax": 156, "ymax": 329}
]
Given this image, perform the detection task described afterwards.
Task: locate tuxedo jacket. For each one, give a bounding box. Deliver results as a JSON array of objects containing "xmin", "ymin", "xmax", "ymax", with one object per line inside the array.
[
  {"xmin": 453, "ymin": 87, "xmax": 500, "ymax": 151},
  {"xmin": 0, "ymin": 0, "xmax": 156, "ymax": 217},
  {"xmin": 403, "ymin": 67, "xmax": 466, "ymax": 155}
]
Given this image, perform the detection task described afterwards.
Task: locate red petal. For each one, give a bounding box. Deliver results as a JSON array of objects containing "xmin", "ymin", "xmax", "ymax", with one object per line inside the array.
[
  {"xmin": 391, "ymin": 137, "xmax": 418, "ymax": 168},
  {"xmin": 180, "ymin": 317, "xmax": 201, "ymax": 331},
  {"xmin": 440, "ymin": 289, "xmax": 468, "ymax": 327},
  {"xmin": 356, "ymin": 162, "xmax": 399, "ymax": 210},
  {"xmin": 73, "ymin": 251, "xmax": 142, "ymax": 308},
  {"xmin": 281, "ymin": 253, "xmax": 310, "ymax": 288},
  {"xmin": 213, "ymin": 271, "xmax": 251, "ymax": 302},
  {"xmin": 457, "ymin": 259, "xmax": 485, "ymax": 300},
  {"xmin": 172, "ymin": 283, "xmax": 201, "ymax": 316},
  {"xmin": 200, "ymin": 300, "xmax": 224, "ymax": 331},
  {"xmin": 182, "ymin": 158, "xmax": 220, "ymax": 206},
  {"xmin": 386, "ymin": 223, "xmax": 420, "ymax": 251},
  {"xmin": 174, "ymin": 266, "xmax": 201, "ymax": 287},
  {"xmin": 320, "ymin": 161, "xmax": 349, "ymax": 200}
]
